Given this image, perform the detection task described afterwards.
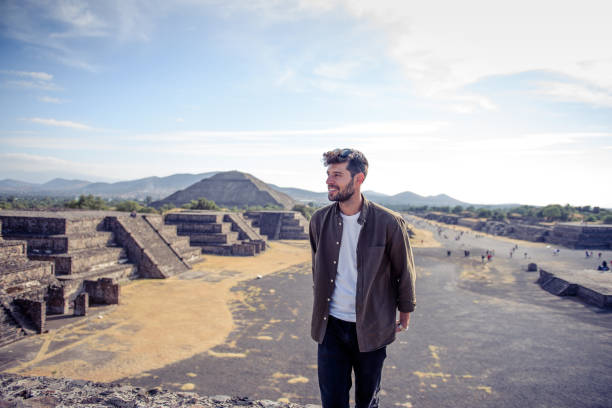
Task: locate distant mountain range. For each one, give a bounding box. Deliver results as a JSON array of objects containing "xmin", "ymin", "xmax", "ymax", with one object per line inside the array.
[
  {"xmin": 0, "ymin": 172, "xmax": 478, "ymax": 207},
  {"xmin": 0, "ymin": 173, "xmax": 217, "ymax": 200}
]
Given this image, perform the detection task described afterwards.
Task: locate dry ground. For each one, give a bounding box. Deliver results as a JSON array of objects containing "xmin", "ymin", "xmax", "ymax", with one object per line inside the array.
[{"xmin": 4, "ymin": 241, "xmax": 310, "ymax": 383}]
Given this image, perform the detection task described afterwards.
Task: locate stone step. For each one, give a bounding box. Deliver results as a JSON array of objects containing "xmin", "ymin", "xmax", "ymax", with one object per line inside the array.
[
  {"xmin": 540, "ymin": 277, "xmax": 578, "ymax": 296},
  {"xmin": 279, "ymin": 232, "xmax": 309, "ymax": 240},
  {"xmin": 180, "ymin": 247, "xmax": 203, "ymax": 265},
  {"xmin": 30, "ymin": 247, "xmax": 127, "ymax": 275},
  {"xmin": 189, "ymin": 232, "xmax": 239, "ymax": 245},
  {"xmin": 280, "ymin": 225, "xmax": 306, "ymax": 233},
  {"xmin": 1, "ymin": 281, "xmax": 48, "ymax": 302},
  {"xmin": 64, "ymin": 217, "xmax": 106, "ymax": 234},
  {"xmin": 8, "ymin": 232, "xmax": 115, "ymax": 255},
  {"xmin": 0, "ymin": 306, "xmax": 26, "ymax": 347},
  {"xmin": 282, "ymin": 219, "xmax": 301, "ymax": 227},
  {"xmin": 200, "ymin": 243, "xmax": 256, "ymax": 256},
  {"xmin": 57, "ymin": 263, "xmax": 137, "ymax": 303},
  {"xmin": 165, "ymin": 213, "xmax": 224, "ymax": 224},
  {"xmin": 56, "ymin": 263, "xmax": 137, "ymax": 284},
  {"xmin": 0, "ymin": 215, "xmax": 67, "ymax": 235},
  {"xmin": 168, "ymin": 237, "xmax": 193, "ymax": 253},
  {"xmin": 176, "ymin": 223, "xmax": 231, "ymax": 234},
  {"xmin": 0, "ymin": 260, "xmax": 55, "ymax": 291},
  {"xmin": 0, "ymin": 241, "xmax": 26, "ymax": 258}
]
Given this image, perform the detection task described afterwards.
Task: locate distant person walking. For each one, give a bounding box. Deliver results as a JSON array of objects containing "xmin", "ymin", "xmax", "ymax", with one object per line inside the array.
[{"xmin": 309, "ymin": 148, "xmax": 416, "ymax": 408}]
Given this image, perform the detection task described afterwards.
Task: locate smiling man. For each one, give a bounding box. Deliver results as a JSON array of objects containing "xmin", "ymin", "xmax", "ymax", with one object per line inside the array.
[{"xmin": 309, "ymin": 148, "xmax": 416, "ymax": 408}]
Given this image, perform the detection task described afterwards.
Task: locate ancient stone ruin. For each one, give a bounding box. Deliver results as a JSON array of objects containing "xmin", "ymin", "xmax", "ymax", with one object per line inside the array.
[
  {"xmin": 164, "ymin": 210, "xmax": 309, "ymax": 256},
  {"xmin": 548, "ymin": 223, "xmax": 612, "ymax": 249},
  {"xmin": 0, "ymin": 207, "xmax": 309, "ymax": 346},
  {"xmin": 165, "ymin": 211, "xmax": 267, "ymax": 256},
  {"xmin": 243, "ymin": 211, "xmax": 309, "ymax": 240},
  {"xmin": 425, "ymin": 212, "xmax": 612, "ymax": 249},
  {"xmin": 153, "ymin": 171, "xmax": 296, "ymax": 210},
  {"xmin": 0, "ymin": 210, "xmax": 201, "ymax": 346},
  {"xmin": 0, "ymin": 219, "xmax": 56, "ymax": 346}
]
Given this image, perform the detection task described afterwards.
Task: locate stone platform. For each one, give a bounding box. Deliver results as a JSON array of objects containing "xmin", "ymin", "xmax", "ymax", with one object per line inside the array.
[
  {"xmin": 537, "ymin": 268, "xmax": 612, "ymax": 308},
  {"xmin": 243, "ymin": 211, "xmax": 309, "ymax": 240},
  {"xmin": 0, "ymin": 210, "xmax": 202, "ymax": 346},
  {"xmin": 165, "ymin": 211, "xmax": 267, "ymax": 256}
]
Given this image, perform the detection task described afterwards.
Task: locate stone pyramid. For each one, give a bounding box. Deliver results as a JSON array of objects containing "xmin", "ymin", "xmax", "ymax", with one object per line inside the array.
[{"xmin": 152, "ymin": 171, "xmax": 295, "ymax": 209}]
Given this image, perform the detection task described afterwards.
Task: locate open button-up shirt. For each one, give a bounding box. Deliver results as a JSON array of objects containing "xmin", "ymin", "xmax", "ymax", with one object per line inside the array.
[{"xmin": 309, "ymin": 197, "xmax": 416, "ymax": 352}]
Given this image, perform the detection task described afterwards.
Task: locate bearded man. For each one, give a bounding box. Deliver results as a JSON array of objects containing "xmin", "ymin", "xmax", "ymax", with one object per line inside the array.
[{"xmin": 309, "ymin": 148, "xmax": 416, "ymax": 408}]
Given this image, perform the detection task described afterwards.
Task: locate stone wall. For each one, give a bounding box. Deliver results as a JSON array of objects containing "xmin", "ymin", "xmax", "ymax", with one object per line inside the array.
[
  {"xmin": 165, "ymin": 211, "xmax": 267, "ymax": 256},
  {"xmin": 417, "ymin": 213, "xmax": 611, "ymax": 248},
  {"xmin": 479, "ymin": 221, "xmax": 551, "ymax": 242},
  {"xmin": 424, "ymin": 212, "xmax": 461, "ymax": 224},
  {"xmin": 243, "ymin": 211, "xmax": 309, "ymax": 240},
  {"xmin": 0, "ymin": 228, "xmax": 55, "ymax": 346},
  {"xmin": 549, "ymin": 223, "xmax": 612, "ymax": 249}
]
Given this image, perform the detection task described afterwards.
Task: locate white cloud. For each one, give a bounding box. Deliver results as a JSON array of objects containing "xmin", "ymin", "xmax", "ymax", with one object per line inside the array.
[
  {"xmin": 39, "ymin": 96, "xmax": 64, "ymax": 104},
  {"xmin": 284, "ymin": 0, "xmax": 612, "ymax": 107},
  {"xmin": 0, "ymin": 70, "xmax": 53, "ymax": 81},
  {"xmin": 4, "ymin": 80, "xmax": 61, "ymax": 91},
  {"xmin": 0, "ymin": 152, "xmax": 141, "ymax": 181},
  {"xmin": 534, "ymin": 81, "xmax": 612, "ymax": 108},
  {"xmin": 129, "ymin": 120, "xmax": 447, "ymax": 142},
  {"xmin": 25, "ymin": 117, "xmax": 94, "ymax": 130},
  {"xmin": 1, "ymin": 69, "xmax": 61, "ymax": 91}
]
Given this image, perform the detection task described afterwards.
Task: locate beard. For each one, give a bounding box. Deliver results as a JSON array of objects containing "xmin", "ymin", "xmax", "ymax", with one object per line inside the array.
[{"xmin": 328, "ymin": 178, "xmax": 356, "ymax": 202}]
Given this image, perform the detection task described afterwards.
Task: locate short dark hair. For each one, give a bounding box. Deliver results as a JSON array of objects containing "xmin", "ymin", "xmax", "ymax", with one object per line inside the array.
[{"xmin": 322, "ymin": 148, "xmax": 368, "ymax": 178}]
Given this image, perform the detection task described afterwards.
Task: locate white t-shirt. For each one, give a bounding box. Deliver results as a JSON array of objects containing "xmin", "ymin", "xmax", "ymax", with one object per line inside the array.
[{"xmin": 329, "ymin": 211, "xmax": 362, "ymax": 322}]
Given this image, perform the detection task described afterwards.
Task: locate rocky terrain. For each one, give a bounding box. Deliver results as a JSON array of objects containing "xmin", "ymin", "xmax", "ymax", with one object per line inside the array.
[{"xmin": 0, "ymin": 374, "xmax": 316, "ymax": 408}]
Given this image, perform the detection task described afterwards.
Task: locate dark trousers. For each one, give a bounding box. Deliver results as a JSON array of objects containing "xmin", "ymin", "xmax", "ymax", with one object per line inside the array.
[{"xmin": 318, "ymin": 316, "xmax": 387, "ymax": 408}]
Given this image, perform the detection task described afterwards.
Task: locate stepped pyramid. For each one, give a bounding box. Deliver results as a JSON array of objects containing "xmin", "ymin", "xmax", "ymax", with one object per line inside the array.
[
  {"xmin": 152, "ymin": 171, "xmax": 295, "ymax": 210},
  {"xmin": 0, "ymin": 210, "xmax": 202, "ymax": 346}
]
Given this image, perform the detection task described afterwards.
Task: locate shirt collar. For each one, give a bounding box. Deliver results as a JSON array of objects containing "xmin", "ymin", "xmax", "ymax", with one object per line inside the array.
[{"xmin": 333, "ymin": 194, "xmax": 370, "ymax": 225}]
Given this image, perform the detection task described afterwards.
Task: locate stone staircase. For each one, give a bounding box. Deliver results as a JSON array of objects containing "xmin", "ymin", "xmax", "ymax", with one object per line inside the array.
[
  {"xmin": 165, "ymin": 211, "xmax": 266, "ymax": 256},
  {"xmin": 243, "ymin": 211, "xmax": 309, "ymax": 240},
  {"xmin": 142, "ymin": 215, "xmax": 202, "ymax": 264},
  {"xmin": 0, "ymin": 212, "xmax": 136, "ymax": 317},
  {"xmin": 109, "ymin": 215, "xmax": 192, "ymax": 278},
  {"xmin": 0, "ymin": 220, "xmax": 57, "ymax": 347}
]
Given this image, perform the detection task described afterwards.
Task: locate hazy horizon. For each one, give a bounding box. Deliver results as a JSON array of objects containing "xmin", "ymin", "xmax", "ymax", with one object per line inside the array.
[{"xmin": 1, "ymin": 1, "xmax": 611, "ymax": 207}]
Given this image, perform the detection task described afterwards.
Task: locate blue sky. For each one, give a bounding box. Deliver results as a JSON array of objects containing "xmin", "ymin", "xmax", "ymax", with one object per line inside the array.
[{"xmin": 1, "ymin": 0, "xmax": 611, "ymax": 207}]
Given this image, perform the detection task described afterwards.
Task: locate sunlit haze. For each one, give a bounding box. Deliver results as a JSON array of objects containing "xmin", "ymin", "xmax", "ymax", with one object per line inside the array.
[{"xmin": 1, "ymin": 1, "xmax": 611, "ymax": 207}]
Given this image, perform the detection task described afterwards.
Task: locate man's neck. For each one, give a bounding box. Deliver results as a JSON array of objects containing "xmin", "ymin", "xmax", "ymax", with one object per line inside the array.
[{"xmin": 338, "ymin": 192, "xmax": 363, "ymax": 216}]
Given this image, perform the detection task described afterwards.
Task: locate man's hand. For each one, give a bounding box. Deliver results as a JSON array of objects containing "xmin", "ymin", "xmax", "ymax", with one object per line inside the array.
[{"xmin": 396, "ymin": 312, "xmax": 411, "ymax": 333}]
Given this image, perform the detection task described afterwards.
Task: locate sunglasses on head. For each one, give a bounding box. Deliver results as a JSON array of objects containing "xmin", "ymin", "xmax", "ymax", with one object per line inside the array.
[{"xmin": 338, "ymin": 148, "xmax": 353, "ymax": 158}]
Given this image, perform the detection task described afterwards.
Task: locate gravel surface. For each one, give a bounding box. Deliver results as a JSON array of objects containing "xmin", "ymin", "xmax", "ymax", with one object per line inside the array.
[{"xmin": 0, "ymin": 374, "xmax": 319, "ymax": 408}]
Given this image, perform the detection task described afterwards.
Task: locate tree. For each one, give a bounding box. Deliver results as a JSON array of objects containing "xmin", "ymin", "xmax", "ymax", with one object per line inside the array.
[
  {"xmin": 65, "ymin": 195, "xmax": 108, "ymax": 210},
  {"xmin": 115, "ymin": 201, "xmax": 141, "ymax": 212},
  {"xmin": 452, "ymin": 205, "xmax": 463, "ymax": 214},
  {"xmin": 186, "ymin": 198, "xmax": 220, "ymax": 210},
  {"xmin": 540, "ymin": 205, "xmax": 562, "ymax": 221},
  {"xmin": 602, "ymin": 215, "xmax": 612, "ymax": 225},
  {"xmin": 477, "ymin": 208, "xmax": 492, "ymax": 218},
  {"xmin": 160, "ymin": 203, "xmax": 176, "ymax": 213},
  {"xmin": 292, "ymin": 204, "xmax": 316, "ymax": 220}
]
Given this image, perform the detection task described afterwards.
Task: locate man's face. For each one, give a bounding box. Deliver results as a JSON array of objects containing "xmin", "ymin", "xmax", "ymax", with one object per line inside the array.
[{"xmin": 326, "ymin": 162, "xmax": 357, "ymax": 202}]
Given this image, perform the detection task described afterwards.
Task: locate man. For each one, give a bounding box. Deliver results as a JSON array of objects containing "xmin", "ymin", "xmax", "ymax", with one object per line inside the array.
[{"xmin": 309, "ymin": 148, "xmax": 416, "ymax": 408}]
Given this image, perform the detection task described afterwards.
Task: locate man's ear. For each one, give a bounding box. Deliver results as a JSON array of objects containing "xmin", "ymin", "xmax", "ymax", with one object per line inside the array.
[{"xmin": 354, "ymin": 172, "xmax": 365, "ymax": 187}]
